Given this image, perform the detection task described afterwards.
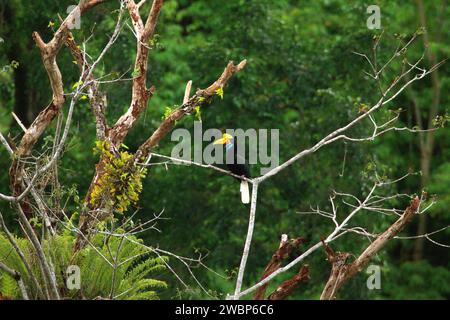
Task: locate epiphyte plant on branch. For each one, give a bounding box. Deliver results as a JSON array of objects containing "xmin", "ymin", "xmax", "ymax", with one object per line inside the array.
[
  {"xmin": 0, "ymin": 0, "xmax": 448, "ymax": 301},
  {"xmin": 0, "ymin": 0, "xmax": 246, "ymax": 299},
  {"xmin": 90, "ymin": 140, "xmax": 148, "ymax": 214}
]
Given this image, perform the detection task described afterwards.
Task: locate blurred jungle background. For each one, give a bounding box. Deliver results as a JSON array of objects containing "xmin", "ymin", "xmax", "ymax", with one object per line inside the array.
[{"xmin": 0, "ymin": 0, "xmax": 449, "ymax": 299}]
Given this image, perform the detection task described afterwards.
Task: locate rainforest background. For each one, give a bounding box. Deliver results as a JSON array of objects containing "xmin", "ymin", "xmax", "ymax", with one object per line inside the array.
[{"xmin": 0, "ymin": 0, "xmax": 449, "ymax": 299}]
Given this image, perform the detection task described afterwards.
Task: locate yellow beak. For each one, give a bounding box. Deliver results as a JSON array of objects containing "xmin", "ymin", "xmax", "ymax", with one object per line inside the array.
[{"xmin": 213, "ymin": 133, "xmax": 233, "ymax": 145}]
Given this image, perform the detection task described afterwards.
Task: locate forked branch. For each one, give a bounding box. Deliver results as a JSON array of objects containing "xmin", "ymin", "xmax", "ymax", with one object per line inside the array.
[{"xmin": 320, "ymin": 197, "xmax": 420, "ymax": 299}]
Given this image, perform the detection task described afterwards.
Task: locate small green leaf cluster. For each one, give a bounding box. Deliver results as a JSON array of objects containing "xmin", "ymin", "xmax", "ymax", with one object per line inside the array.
[
  {"xmin": 432, "ymin": 113, "xmax": 450, "ymax": 128},
  {"xmin": 90, "ymin": 140, "xmax": 147, "ymax": 214}
]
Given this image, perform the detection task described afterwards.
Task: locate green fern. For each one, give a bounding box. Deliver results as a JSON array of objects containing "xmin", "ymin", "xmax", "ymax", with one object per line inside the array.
[
  {"xmin": 0, "ymin": 274, "xmax": 19, "ymax": 298},
  {"xmin": 0, "ymin": 232, "xmax": 167, "ymax": 300},
  {"xmin": 128, "ymin": 290, "xmax": 160, "ymax": 300},
  {"xmin": 125, "ymin": 255, "xmax": 168, "ymax": 282},
  {"xmin": 118, "ymin": 256, "xmax": 168, "ymax": 300}
]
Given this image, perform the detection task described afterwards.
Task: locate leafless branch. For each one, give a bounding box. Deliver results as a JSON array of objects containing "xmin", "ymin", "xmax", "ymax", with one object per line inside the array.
[
  {"xmin": 228, "ymin": 36, "xmax": 443, "ymax": 299},
  {"xmin": 320, "ymin": 197, "xmax": 420, "ymax": 299},
  {"xmin": 253, "ymin": 235, "xmax": 306, "ymax": 300}
]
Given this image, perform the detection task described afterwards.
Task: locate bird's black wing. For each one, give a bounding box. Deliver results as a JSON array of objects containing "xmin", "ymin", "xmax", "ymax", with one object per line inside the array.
[{"xmin": 227, "ymin": 153, "xmax": 250, "ymax": 178}]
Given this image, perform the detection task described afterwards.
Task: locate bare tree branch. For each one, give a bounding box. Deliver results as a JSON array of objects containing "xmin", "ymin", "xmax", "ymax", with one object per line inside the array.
[
  {"xmin": 320, "ymin": 197, "xmax": 420, "ymax": 299},
  {"xmin": 0, "ymin": 262, "xmax": 29, "ymax": 300},
  {"xmin": 15, "ymin": 204, "xmax": 60, "ymax": 299},
  {"xmin": 5, "ymin": 0, "xmax": 107, "ymax": 216},
  {"xmin": 135, "ymin": 60, "xmax": 247, "ymax": 160},
  {"xmin": 228, "ymin": 36, "xmax": 442, "ymax": 300},
  {"xmin": 253, "ymin": 235, "xmax": 305, "ymax": 300},
  {"xmin": 267, "ymin": 265, "xmax": 309, "ymax": 300},
  {"xmin": 108, "ymin": 0, "xmax": 163, "ymax": 145}
]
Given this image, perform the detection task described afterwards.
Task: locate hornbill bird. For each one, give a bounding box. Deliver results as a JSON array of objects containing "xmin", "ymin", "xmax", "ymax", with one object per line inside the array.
[{"xmin": 213, "ymin": 133, "xmax": 251, "ymax": 204}]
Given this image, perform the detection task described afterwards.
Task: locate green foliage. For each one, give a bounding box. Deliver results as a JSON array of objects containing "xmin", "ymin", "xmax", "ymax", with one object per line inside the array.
[
  {"xmin": 131, "ymin": 67, "xmax": 141, "ymax": 78},
  {"xmin": 90, "ymin": 140, "xmax": 147, "ymax": 214},
  {"xmin": 0, "ymin": 274, "xmax": 19, "ymax": 298},
  {"xmin": 163, "ymin": 106, "xmax": 174, "ymax": 120},
  {"xmin": 428, "ymin": 163, "xmax": 450, "ymax": 220},
  {"xmin": 194, "ymin": 105, "xmax": 202, "ymax": 122},
  {"xmin": 0, "ymin": 231, "xmax": 167, "ymax": 300},
  {"xmin": 432, "ymin": 113, "xmax": 450, "ymax": 128},
  {"xmin": 381, "ymin": 261, "xmax": 450, "ymax": 299},
  {"xmin": 215, "ymin": 87, "xmax": 224, "ymax": 100},
  {"xmin": 74, "ymin": 231, "xmax": 167, "ymax": 300},
  {"xmin": 148, "ymin": 34, "xmax": 163, "ymax": 50},
  {"xmin": 0, "ymin": 0, "xmax": 449, "ymax": 300}
]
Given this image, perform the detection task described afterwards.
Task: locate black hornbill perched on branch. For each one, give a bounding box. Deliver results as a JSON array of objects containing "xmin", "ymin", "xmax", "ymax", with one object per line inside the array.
[{"xmin": 214, "ymin": 133, "xmax": 251, "ymax": 204}]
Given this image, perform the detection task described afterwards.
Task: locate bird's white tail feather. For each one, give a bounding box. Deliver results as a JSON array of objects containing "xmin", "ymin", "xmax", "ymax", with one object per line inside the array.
[{"xmin": 240, "ymin": 180, "xmax": 250, "ymax": 204}]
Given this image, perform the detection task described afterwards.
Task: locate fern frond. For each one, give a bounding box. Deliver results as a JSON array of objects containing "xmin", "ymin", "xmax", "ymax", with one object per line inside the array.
[
  {"xmin": 126, "ymin": 290, "xmax": 159, "ymax": 300},
  {"xmin": 0, "ymin": 274, "xmax": 19, "ymax": 299},
  {"xmin": 125, "ymin": 255, "xmax": 168, "ymax": 283}
]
